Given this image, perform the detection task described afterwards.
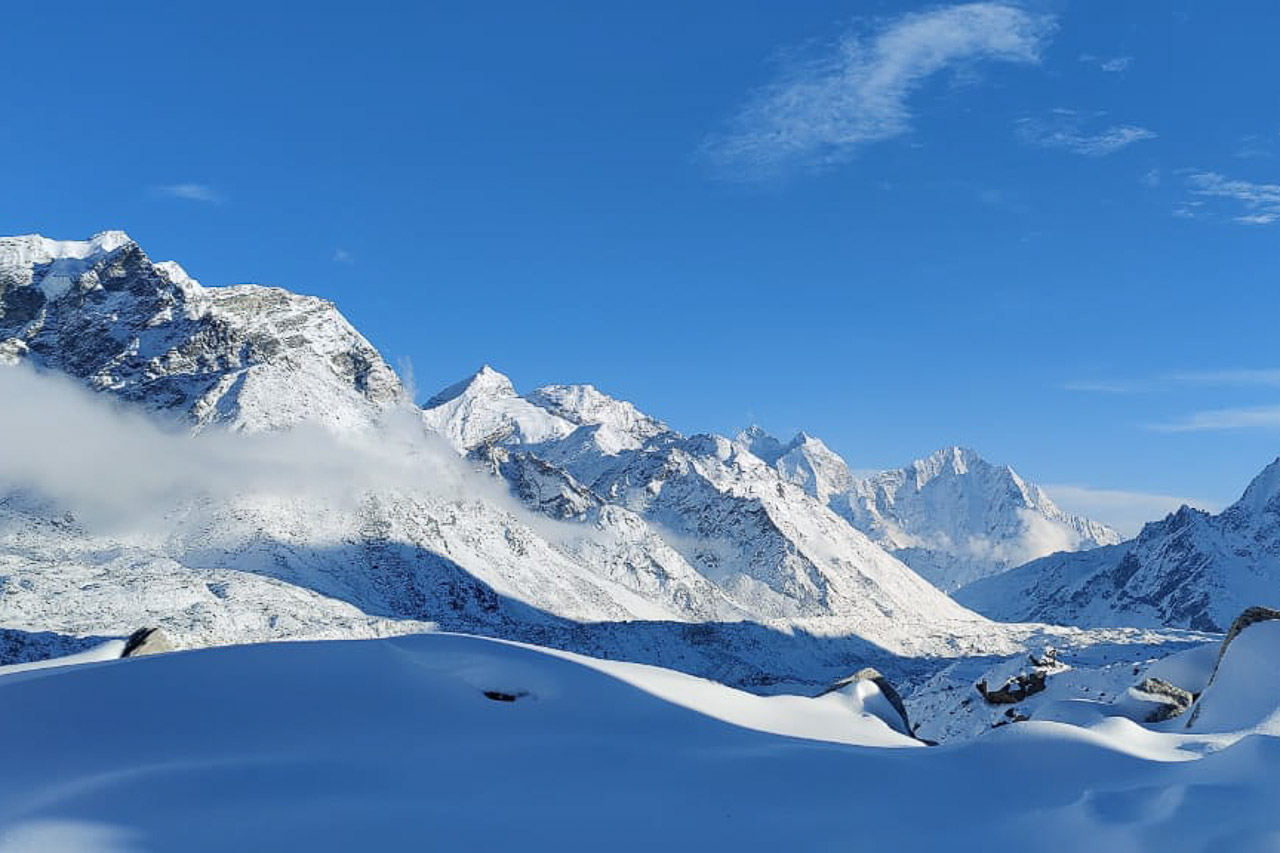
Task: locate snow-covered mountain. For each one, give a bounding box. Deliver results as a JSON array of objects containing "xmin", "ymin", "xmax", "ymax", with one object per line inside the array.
[
  {"xmin": 0, "ymin": 231, "xmax": 405, "ymax": 433},
  {"xmin": 0, "ymin": 231, "xmax": 1010, "ymax": 687},
  {"xmin": 956, "ymin": 459, "xmax": 1280, "ymax": 632},
  {"xmin": 737, "ymin": 431, "xmax": 1120, "ymax": 591},
  {"xmin": 420, "ymin": 368, "xmax": 982, "ymax": 639}
]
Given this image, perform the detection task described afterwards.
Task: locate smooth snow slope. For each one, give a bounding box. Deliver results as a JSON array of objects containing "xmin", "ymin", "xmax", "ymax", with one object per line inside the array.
[{"xmin": 2, "ymin": 634, "xmax": 1279, "ymax": 852}]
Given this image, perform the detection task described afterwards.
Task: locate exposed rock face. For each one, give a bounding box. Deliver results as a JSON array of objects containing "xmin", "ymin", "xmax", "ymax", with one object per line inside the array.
[
  {"xmin": 977, "ymin": 669, "xmax": 1047, "ymax": 705},
  {"xmin": 0, "ymin": 231, "xmax": 406, "ymax": 433},
  {"xmin": 1186, "ymin": 606, "xmax": 1280, "ymax": 729},
  {"xmin": 1219, "ymin": 606, "xmax": 1280, "ymax": 657},
  {"xmin": 976, "ymin": 647, "xmax": 1064, "ymax": 705},
  {"xmin": 1182, "ymin": 601, "xmax": 1280, "ymax": 727},
  {"xmin": 121, "ymin": 627, "xmax": 174, "ymax": 658},
  {"xmin": 1126, "ymin": 677, "xmax": 1194, "ymax": 723}
]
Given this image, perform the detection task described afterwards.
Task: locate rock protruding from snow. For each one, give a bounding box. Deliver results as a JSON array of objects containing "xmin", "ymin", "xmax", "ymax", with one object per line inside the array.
[
  {"xmin": 1186, "ymin": 606, "xmax": 1280, "ymax": 732},
  {"xmin": 121, "ymin": 627, "xmax": 174, "ymax": 658},
  {"xmin": 975, "ymin": 648, "xmax": 1064, "ymax": 706},
  {"xmin": 1117, "ymin": 677, "xmax": 1194, "ymax": 723},
  {"xmin": 0, "ymin": 232, "xmax": 407, "ymax": 433},
  {"xmin": 817, "ymin": 667, "xmax": 913, "ymax": 736},
  {"xmin": 957, "ymin": 464, "xmax": 1280, "ymax": 632}
]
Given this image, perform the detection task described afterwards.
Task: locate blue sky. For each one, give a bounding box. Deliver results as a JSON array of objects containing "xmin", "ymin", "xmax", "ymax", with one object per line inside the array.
[{"xmin": 3, "ymin": 1, "xmax": 1279, "ymax": 532}]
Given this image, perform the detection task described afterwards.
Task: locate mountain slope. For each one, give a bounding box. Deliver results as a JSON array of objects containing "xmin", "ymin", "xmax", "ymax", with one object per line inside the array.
[
  {"xmin": 421, "ymin": 370, "xmax": 984, "ymax": 642},
  {"xmin": 742, "ymin": 433, "xmax": 1120, "ymax": 591},
  {"xmin": 0, "ymin": 232, "xmax": 1002, "ymax": 680},
  {"xmin": 956, "ymin": 459, "xmax": 1280, "ymax": 631}
]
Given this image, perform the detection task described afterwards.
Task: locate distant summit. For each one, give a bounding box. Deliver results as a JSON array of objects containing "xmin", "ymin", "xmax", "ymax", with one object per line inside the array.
[
  {"xmin": 736, "ymin": 433, "xmax": 1120, "ymax": 592},
  {"xmin": 957, "ymin": 457, "xmax": 1280, "ymax": 631}
]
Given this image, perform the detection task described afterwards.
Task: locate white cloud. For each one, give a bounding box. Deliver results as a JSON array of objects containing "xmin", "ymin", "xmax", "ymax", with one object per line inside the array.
[
  {"xmin": 1078, "ymin": 54, "xmax": 1133, "ymax": 73},
  {"xmin": 1169, "ymin": 368, "xmax": 1280, "ymax": 387},
  {"xmin": 333, "ymin": 249, "xmax": 354, "ymax": 264},
  {"xmin": 1141, "ymin": 168, "xmax": 1161, "ymax": 187},
  {"xmin": 1015, "ymin": 109, "xmax": 1156, "ymax": 156},
  {"xmin": 1184, "ymin": 171, "xmax": 1280, "ymax": 225},
  {"xmin": 701, "ymin": 3, "xmax": 1052, "ymax": 179},
  {"xmin": 1235, "ymin": 134, "xmax": 1275, "ymax": 159},
  {"xmin": 1067, "ymin": 368, "xmax": 1280, "ymax": 395},
  {"xmin": 0, "ymin": 367, "xmax": 498, "ymax": 532},
  {"xmin": 155, "ymin": 183, "xmax": 221, "ymax": 203},
  {"xmin": 1062, "ymin": 379, "xmax": 1148, "ymax": 394},
  {"xmin": 1044, "ymin": 484, "xmax": 1217, "ymax": 537},
  {"xmin": 1148, "ymin": 405, "xmax": 1280, "ymax": 433}
]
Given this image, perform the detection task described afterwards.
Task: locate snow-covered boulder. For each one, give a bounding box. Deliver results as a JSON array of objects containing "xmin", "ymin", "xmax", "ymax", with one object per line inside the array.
[
  {"xmin": 816, "ymin": 667, "xmax": 913, "ymax": 736},
  {"xmin": 1186, "ymin": 606, "xmax": 1280, "ymax": 732}
]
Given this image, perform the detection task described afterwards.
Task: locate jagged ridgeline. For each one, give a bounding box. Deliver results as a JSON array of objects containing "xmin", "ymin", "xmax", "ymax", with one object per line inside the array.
[{"xmin": 1, "ymin": 231, "xmax": 1255, "ymax": 690}]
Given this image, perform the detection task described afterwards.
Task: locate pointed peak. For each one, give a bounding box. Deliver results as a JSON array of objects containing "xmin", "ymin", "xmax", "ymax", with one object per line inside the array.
[
  {"xmin": 423, "ymin": 365, "xmax": 516, "ymax": 409},
  {"xmin": 1, "ymin": 230, "xmax": 137, "ymax": 270},
  {"xmin": 1230, "ymin": 456, "xmax": 1280, "ymax": 517},
  {"xmin": 920, "ymin": 445, "xmax": 984, "ymax": 474},
  {"xmin": 87, "ymin": 230, "xmax": 135, "ymax": 252},
  {"xmin": 785, "ymin": 431, "xmax": 831, "ymax": 452},
  {"xmin": 736, "ymin": 425, "xmax": 787, "ymax": 464},
  {"xmin": 526, "ymin": 383, "xmax": 667, "ymax": 440}
]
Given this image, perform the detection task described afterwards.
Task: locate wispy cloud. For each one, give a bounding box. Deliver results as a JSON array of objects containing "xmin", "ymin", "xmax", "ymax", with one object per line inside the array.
[
  {"xmin": 1015, "ymin": 109, "xmax": 1156, "ymax": 156},
  {"xmin": 1183, "ymin": 171, "xmax": 1280, "ymax": 224},
  {"xmin": 155, "ymin": 183, "xmax": 221, "ymax": 203},
  {"xmin": 1062, "ymin": 379, "xmax": 1148, "ymax": 394},
  {"xmin": 1169, "ymin": 368, "xmax": 1280, "ymax": 387},
  {"xmin": 333, "ymin": 249, "xmax": 354, "ymax": 264},
  {"xmin": 1067, "ymin": 368, "xmax": 1280, "ymax": 395},
  {"xmin": 1045, "ymin": 483, "xmax": 1216, "ymax": 537},
  {"xmin": 700, "ymin": 2, "xmax": 1053, "ymax": 179},
  {"xmin": 1078, "ymin": 54, "xmax": 1133, "ymax": 73},
  {"xmin": 1235, "ymin": 134, "xmax": 1275, "ymax": 160},
  {"xmin": 1149, "ymin": 405, "xmax": 1280, "ymax": 433}
]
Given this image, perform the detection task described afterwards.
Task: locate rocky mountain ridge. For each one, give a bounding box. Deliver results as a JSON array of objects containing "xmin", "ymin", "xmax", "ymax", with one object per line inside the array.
[{"xmin": 956, "ymin": 459, "xmax": 1280, "ymax": 632}]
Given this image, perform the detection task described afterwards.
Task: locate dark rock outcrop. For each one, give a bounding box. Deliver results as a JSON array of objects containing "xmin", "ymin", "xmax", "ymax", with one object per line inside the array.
[
  {"xmin": 121, "ymin": 627, "xmax": 173, "ymax": 658},
  {"xmin": 976, "ymin": 669, "xmax": 1047, "ymax": 705},
  {"xmin": 1128, "ymin": 677, "xmax": 1194, "ymax": 723},
  {"xmin": 1186, "ymin": 606, "xmax": 1280, "ymax": 728}
]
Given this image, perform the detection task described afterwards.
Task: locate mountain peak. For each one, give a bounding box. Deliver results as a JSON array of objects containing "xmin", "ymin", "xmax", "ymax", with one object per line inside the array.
[
  {"xmin": 424, "ymin": 365, "xmax": 517, "ymax": 408},
  {"xmin": 737, "ymin": 425, "xmax": 788, "ymax": 464},
  {"xmin": 1226, "ymin": 456, "xmax": 1280, "ymax": 520},
  {"xmin": 526, "ymin": 383, "xmax": 667, "ymax": 442}
]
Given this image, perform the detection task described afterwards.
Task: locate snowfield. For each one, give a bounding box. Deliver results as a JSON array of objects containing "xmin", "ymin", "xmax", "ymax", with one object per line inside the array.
[{"xmin": 1, "ymin": 631, "xmax": 1279, "ymax": 852}]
